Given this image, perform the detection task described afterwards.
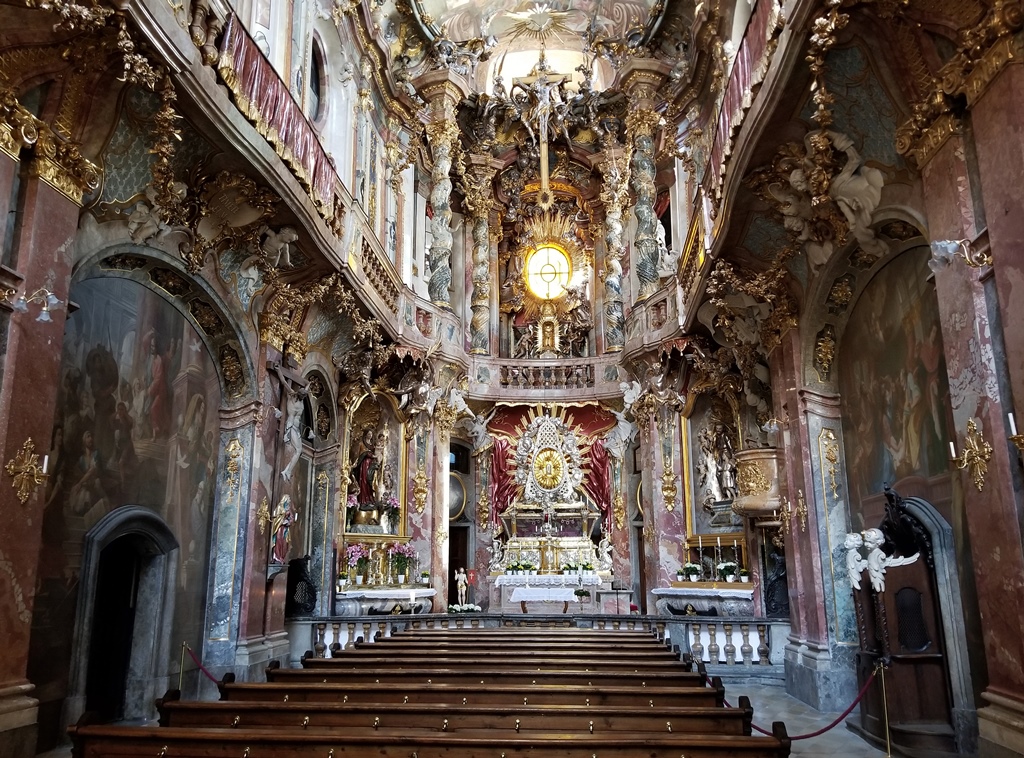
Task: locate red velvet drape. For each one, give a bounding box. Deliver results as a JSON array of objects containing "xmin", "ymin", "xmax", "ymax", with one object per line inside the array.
[
  {"xmin": 489, "ymin": 438, "xmax": 519, "ymax": 527},
  {"xmin": 582, "ymin": 439, "xmax": 612, "ymax": 532}
]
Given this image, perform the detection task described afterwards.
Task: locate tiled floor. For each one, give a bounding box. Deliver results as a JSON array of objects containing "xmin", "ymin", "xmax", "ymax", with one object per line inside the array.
[
  {"xmin": 39, "ymin": 686, "xmax": 889, "ymax": 758},
  {"xmin": 739, "ymin": 683, "xmax": 889, "ymax": 757}
]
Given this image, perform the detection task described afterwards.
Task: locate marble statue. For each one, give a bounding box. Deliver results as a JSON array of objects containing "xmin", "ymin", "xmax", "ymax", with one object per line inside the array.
[
  {"xmin": 603, "ymin": 408, "xmax": 637, "ymax": 461},
  {"xmin": 620, "ymin": 380, "xmax": 642, "ymax": 415},
  {"xmin": 260, "ymin": 225, "xmax": 299, "ymax": 268},
  {"xmin": 459, "ymin": 407, "xmax": 496, "ymax": 454},
  {"xmin": 655, "ymin": 220, "xmax": 681, "ymax": 278},
  {"xmin": 863, "ymin": 527, "xmax": 918, "ymax": 593},
  {"xmin": 280, "ymin": 388, "xmax": 306, "ymax": 481},
  {"xmin": 488, "ymin": 537, "xmax": 504, "ymax": 572},
  {"xmin": 844, "ymin": 531, "xmax": 867, "ymax": 591},
  {"xmin": 828, "ymin": 132, "xmax": 887, "ymax": 258},
  {"xmin": 597, "ymin": 536, "xmax": 613, "ymax": 571},
  {"xmin": 456, "ymin": 567, "xmax": 469, "ymax": 605}
]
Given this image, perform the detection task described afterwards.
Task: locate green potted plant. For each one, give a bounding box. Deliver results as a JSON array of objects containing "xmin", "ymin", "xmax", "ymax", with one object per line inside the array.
[
  {"xmin": 717, "ymin": 561, "xmax": 738, "ymax": 582},
  {"xmin": 574, "ymin": 588, "xmax": 591, "ymax": 602},
  {"xmin": 521, "ymin": 561, "xmax": 536, "ymax": 575},
  {"xmin": 420, "ymin": 570, "xmax": 430, "ymax": 584},
  {"xmin": 683, "ymin": 562, "xmax": 702, "ymax": 581},
  {"xmin": 739, "ymin": 568, "xmax": 750, "ymax": 583}
]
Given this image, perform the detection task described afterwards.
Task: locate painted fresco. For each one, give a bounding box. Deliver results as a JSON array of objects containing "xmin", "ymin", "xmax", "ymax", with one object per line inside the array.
[
  {"xmin": 29, "ymin": 276, "xmax": 220, "ymax": 730},
  {"xmin": 839, "ymin": 248, "xmax": 953, "ymax": 521}
]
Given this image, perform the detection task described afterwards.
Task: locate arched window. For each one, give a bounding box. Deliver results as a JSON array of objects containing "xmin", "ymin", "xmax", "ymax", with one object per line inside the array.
[{"xmin": 307, "ymin": 39, "xmax": 325, "ymax": 122}]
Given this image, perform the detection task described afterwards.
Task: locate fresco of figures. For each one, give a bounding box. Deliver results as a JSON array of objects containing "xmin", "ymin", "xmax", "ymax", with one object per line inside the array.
[
  {"xmin": 839, "ymin": 248, "xmax": 954, "ymax": 525},
  {"xmin": 30, "ymin": 276, "xmax": 220, "ymax": 704}
]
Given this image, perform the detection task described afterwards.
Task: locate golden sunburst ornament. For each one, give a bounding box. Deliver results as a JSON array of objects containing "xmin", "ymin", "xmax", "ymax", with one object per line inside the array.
[{"xmin": 532, "ymin": 447, "xmax": 564, "ymax": 489}]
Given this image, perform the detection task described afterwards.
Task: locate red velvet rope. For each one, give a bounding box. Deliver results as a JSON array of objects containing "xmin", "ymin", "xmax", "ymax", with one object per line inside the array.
[
  {"xmin": 185, "ymin": 644, "xmax": 222, "ymax": 684},
  {"xmin": 707, "ymin": 667, "xmax": 878, "ymax": 741}
]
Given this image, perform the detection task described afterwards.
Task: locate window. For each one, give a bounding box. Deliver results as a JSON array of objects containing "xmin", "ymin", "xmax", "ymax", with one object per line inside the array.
[
  {"xmin": 307, "ymin": 41, "xmax": 324, "ymax": 121},
  {"xmin": 525, "ymin": 244, "xmax": 571, "ymax": 300}
]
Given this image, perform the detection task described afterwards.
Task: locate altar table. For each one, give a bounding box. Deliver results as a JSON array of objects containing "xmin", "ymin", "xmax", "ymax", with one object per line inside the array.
[{"xmin": 509, "ymin": 586, "xmax": 579, "ymax": 613}]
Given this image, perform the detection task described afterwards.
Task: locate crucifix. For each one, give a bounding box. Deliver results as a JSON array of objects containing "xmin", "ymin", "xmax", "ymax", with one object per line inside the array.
[{"xmin": 513, "ymin": 48, "xmax": 568, "ymax": 209}]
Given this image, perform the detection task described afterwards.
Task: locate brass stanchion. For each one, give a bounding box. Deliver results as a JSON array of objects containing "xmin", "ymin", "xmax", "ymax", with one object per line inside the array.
[
  {"xmin": 878, "ymin": 661, "xmax": 892, "ymax": 757},
  {"xmin": 178, "ymin": 642, "xmax": 187, "ymax": 691}
]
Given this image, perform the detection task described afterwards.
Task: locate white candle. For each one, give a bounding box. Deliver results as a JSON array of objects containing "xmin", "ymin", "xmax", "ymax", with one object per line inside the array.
[
  {"xmin": 698, "ymin": 535, "xmax": 702, "ymax": 549},
  {"xmin": 1010, "ymin": 413, "xmax": 1018, "ymax": 437},
  {"xmin": 949, "ymin": 441, "xmax": 957, "ymax": 459},
  {"xmin": 42, "ymin": 455, "xmax": 48, "ymax": 474},
  {"xmin": 717, "ymin": 537, "xmax": 721, "ymax": 548},
  {"xmin": 409, "ymin": 590, "xmax": 416, "ymax": 605}
]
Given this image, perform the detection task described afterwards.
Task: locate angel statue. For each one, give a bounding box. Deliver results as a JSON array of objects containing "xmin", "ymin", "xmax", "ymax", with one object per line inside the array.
[
  {"xmin": 863, "ymin": 528, "xmax": 919, "ymax": 593},
  {"xmin": 843, "ymin": 531, "xmax": 867, "ymax": 591},
  {"xmin": 604, "ymin": 408, "xmax": 637, "ymax": 461},
  {"xmin": 459, "ymin": 407, "xmax": 497, "ymax": 455}
]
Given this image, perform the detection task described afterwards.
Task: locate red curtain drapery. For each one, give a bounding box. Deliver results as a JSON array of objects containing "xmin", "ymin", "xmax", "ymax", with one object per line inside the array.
[
  {"xmin": 489, "ymin": 438, "xmax": 518, "ymax": 527},
  {"xmin": 217, "ymin": 15, "xmax": 338, "ymax": 213},
  {"xmin": 582, "ymin": 439, "xmax": 612, "ymax": 533}
]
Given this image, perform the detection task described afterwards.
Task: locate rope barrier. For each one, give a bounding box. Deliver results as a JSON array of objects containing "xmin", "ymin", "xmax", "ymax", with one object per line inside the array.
[
  {"xmin": 185, "ymin": 644, "xmax": 222, "ymax": 684},
  {"xmin": 703, "ymin": 666, "xmax": 879, "ymax": 741}
]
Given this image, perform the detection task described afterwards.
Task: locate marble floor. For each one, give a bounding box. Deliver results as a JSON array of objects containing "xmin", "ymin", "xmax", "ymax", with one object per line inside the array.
[
  {"xmin": 39, "ymin": 686, "xmax": 889, "ymax": 758},
  {"xmin": 739, "ymin": 683, "xmax": 889, "ymax": 757}
]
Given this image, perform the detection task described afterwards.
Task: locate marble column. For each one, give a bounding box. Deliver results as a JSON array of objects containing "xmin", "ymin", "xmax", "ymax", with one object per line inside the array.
[
  {"xmin": 622, "ymin": 64, "xmax": 666, "ymax": 303},
  {"xmin": 310, "ymin": 445, "xmax": 341, "ymax": 616},
  {"xmin": 596, "ymin": 143, "xmax": 631, "ymax": 351},
  {"xmin": 429, "ymin": 418, "xmax": 453, "ymax": 608},
  {"xmin": 463, "ymin": 154, "xmax": 499, "ymax": 354},
  {"xmin": 414, "ymin": 73, "xmax": 469, "ymax": 310},
  {"xmin": 636, "ymin": 401, "xmax": 685, "ymax": 612},
  {"xmin": 921, "ymin": 126, "xmax": 1024, "ymax": 756},
  {"xmin": 0, "ymin": 166, "xmax": 85, "ymax": 758}
]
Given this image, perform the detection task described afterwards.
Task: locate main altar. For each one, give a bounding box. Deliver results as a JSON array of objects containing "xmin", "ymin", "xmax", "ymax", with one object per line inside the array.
[{"xmin": 488, "ymin": 413, "xmax": 613, "ymax": 612}]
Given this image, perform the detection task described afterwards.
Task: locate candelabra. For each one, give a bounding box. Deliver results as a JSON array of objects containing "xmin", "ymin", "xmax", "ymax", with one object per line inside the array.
[
  {"xmin": 1008, "ymin": 413, "xmax": 1024, "ymax": 458},
  {"xmin": 950, "ymin": 418, "xmax": 993, "ymax": 492},
  {"xmin": 929, "ymin": 239, "xmax": 992, "ymax": 271}
]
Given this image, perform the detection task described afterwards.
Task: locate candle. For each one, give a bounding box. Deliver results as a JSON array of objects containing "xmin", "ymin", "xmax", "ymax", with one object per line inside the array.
[
  {"xmin": 717, "ymin": 537, "xmax": 721, "ymax": 548},
  {"xmin": 1010, "ymin": 413, "xmax": 1018, "ymax": 437},
  {"xmin": 409, "ymin": 590, "xmax": 416, "ymax": 605},
  {"xmin": 949, "ymin": 441, "xmax": 957, "ymax": 459},
  {"xmin": 733, "ymin": 539, "xmax": 737, "ymax": 548},
  {"xmin": 698, "ymin": 535, "xmax": 702, "ymax": 549},
  {"xmin": 42, "ymin": 455, "xmax": 48, "ymax": 474}
]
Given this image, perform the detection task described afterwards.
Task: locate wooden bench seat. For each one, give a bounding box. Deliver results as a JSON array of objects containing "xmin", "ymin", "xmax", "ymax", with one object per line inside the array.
[
  {"xmin": 355, "ymin": 639, "xmax": 677, "ymax": 655},
  {"xmin": 218, "ymin": 677, "xmax": 727, "ymax": 708},
  {"xmin": 69, "ymin": 722, "xmax": 792, "ymax": 757},
  {"xmin": 267, "ymin": 662, "xmax": 704, "ymax": 688},
  {"xmin": 159, "ymin": 690, "xmax": 754, "ymax": 735},
  {"xmin": 301, "ymin": 653, "xmax": 690, "ymax": 671}
]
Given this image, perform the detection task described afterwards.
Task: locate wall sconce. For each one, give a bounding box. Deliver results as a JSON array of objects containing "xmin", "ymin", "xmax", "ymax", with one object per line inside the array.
[
  {"xmin": 949, "ymin": 418, "xmax": 993, "ymax": 492},
  {"xmin": 2, "ymin": 287, "xmax": 63, "ymax": 322},
  {"xmin": 929, "ymin": 239, "xmax": 992, "ymax": 272}
]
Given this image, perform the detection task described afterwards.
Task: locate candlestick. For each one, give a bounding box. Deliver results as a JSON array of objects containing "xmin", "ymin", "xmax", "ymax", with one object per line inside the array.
[{"xmin": 1010, "ymin": 412, "xmax": 1018, "ymax": 437}]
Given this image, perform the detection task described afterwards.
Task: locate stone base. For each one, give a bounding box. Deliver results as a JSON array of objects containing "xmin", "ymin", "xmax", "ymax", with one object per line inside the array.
[
  {"xmin": 978, "ymin": 689, "xmax": 1024, "ymax": 757},
  {"xmin": 0, "ymin": 684, "xmax": 38, "ymax": 758},
  {"xmin": 784, "ymin": 640, "xmax": 857, "ymax": 712}
]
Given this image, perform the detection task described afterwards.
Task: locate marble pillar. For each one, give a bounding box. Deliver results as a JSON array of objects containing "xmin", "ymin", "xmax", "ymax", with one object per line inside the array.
[
  {"xmin": 430, "ymin": 422, "xmax": 452, "ymax": 607},
  {"xmin": 464, "ymin": 155, "xmax": 499, "ymax": 355},
  {"xmin": 922, "ymin": 126, "xmax": 1024, "ymax": 756},
  {"xmin": 310, "ymin": 447, "xmax": 340, "ymax": 616},
  {"xmin": 597, "ymin": 144, "xmax": 631, "ymax": 351},
  {"xmin": 415, "ymin": 73, "xmax": 468, "ymax": 310},
  {"xmin": 628, "ymin": 112, "xmax": 661, "ymax": 302},
  {"xmin": 0, "ymin": 170, "xmax": 81, "ymax": 758}
]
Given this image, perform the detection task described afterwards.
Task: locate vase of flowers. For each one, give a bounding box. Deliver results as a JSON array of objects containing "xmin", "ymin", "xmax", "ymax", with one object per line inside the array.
[
  {"xmin": 345, "ymin": 542, "xmax": 370, "ymax": 584},
  {"xmin": 389, "ymin": 541, "xmax": 416, "ymax": 584},
  {"xmin": 381, "ymin": 495, "xmax": 401, "ymax": 531},
  {"xmin": 718, "ymin": 561, "xmax": 738, "ymax": 582},
  {"xmin": 581, "ymin": 562, "xmax": 594, "ymax": 576},
  {"xmin": 447, "ymin": 604, "xmax": 482, "ymax": 613},
  {"xmin": 561, "ymin": 562, "xmax": 577, "ymax": 574},
  {"xmin": 574, "ymin": 588, "xmax": 591, "ymax": 602},
  {"xmin": 683, "ymin": 562, "xmax": 702, "ymax": 581}
]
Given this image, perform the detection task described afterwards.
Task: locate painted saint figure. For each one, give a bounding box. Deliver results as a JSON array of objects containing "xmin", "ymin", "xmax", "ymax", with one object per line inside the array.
[{"xmin": 271, "ymin": 495, "xmax": 298, "ymax": 564}]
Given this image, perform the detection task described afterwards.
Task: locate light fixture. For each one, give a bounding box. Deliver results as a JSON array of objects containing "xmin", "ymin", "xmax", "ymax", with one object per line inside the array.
[
  {"xmin": 2, "ymin": 287, "xmax": 63, "ymax": 321},
  {"xmin": 928, "ymin": 239, "xmax": 992, "ymax": 272}
]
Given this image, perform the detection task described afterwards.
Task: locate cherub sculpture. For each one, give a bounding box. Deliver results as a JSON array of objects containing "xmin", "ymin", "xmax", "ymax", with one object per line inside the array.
[
  {"xmin": 844, "ymin": 531, "xmax": 867, "ymax": 591},
  {"xmin": 863, "ymin": 527, "xmax": 918, "ymax": 593}
]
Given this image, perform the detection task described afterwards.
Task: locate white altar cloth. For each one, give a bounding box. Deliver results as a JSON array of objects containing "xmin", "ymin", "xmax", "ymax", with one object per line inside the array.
[
  {"xmin": 510, "ymin": 587, "xmax": 579, "ymax": 603},
  {"xmin": 496, "ymin": 574, "xmax": 601, "ymax": 588},
  {"xmin": 339, "ymin": 589, "xmax": 437, "ymax": 599}
]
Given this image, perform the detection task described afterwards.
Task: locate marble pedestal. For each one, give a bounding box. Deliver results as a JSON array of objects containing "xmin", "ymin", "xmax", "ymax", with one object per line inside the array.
[{"xmin": 334, "ymin": 588, "xmax": 436, "ymax": 616}]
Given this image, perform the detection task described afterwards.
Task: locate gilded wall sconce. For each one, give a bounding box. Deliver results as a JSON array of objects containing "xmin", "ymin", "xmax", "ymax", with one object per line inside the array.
[
  {"xmin": 5, "ymin": 438, "xmax": 48, "ymax": 503},
  {"xmin": 951, "ymin": 418, "xmax": 993, "ymax": 492},
  {"xmin": 929, "ymin": 239, "xmax": 992, "ymax": 271},
  {"xmin": 1009, "ymin": 413, "xmax": 1024, "ymax": 458}
]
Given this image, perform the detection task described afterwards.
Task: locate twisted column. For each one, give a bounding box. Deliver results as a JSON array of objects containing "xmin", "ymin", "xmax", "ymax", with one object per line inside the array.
[
  {"xmin": 415, "ymin": 74, "xmax": 468, "ymax": 309},
  {"xmin": 597, "ymin": 143, "xmax": 631, "ymax": 352},
  {"xmin": 627, "ymin": 105, "xmax": 662, "ymax": 301},
  {"xmin": 463, "ymin": 155, "xmax": 499, "ymax": 354}
]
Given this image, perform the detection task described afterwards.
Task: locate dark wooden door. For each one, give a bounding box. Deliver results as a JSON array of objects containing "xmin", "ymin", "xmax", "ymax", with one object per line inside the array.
[{"xmin": 449, "ymin": 524, "xmax": 470, "ymax": 605}]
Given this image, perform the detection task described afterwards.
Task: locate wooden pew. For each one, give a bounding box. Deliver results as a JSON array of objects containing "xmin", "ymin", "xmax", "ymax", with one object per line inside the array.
[
  {"xmin": 354, "ymin": 639, "xmax": 677, "ymax": 655},
  {"xmin": 159, "ymin": 688, "xmax": 754, "ymax": 735},
  {"xmin": 69, "ymin": 721, "xmax": 793, "ymax": 757},
  {"xmin": 266, "ymin": 661, "xmax": 705, "ymax": 688},
  {"xmin": 300, "ymin": 652, "xmax": 690, "ymax": 671},
  {"xmin": 218, "ymin": 674, "xmax": 728, "ymax": 708}
]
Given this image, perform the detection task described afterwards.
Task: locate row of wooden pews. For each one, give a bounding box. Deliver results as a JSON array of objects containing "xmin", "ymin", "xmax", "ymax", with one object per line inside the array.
[{"xmin": 69, "ymin": 623, "xmax": 792, "ymax": 757}]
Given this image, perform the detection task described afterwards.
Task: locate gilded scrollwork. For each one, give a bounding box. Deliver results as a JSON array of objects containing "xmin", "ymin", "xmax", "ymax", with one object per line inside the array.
[{"xmin": 818, "ymin": 427, "xmax": 840, "ymax": 501}]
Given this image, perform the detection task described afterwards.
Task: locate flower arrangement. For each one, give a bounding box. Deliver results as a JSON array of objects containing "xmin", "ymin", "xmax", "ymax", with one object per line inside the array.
[
  {"xmin": 574, "ymin": 588, "xmax": 591, "ymax": 599},
  {"xmin": 420, "ymin": 570, "xmax": 430, "ymax": 578},
  {"xmin": 683, "ymin": 562, "xmax": 702, "ymax": 578},
  {"xmin": 447, "ymin": 603, "xmax": 482, "ymax": 613},
  {"xmin": 581, "ymin": 562, "xmax": 594, "ymax": 572},
  {"xmin": 739, "ymin": 568, "xmax": 750, "ymax": 580},
  {"xmin": 345, "ymin": 542, "xmax": 370, "ymax": 572},
  {"xmin": 561, "ymin": 562, "xmax": 578, "ymax": 572},
  {"xmin": 382, "ymin": 494, "xmax": 400, "ymax": 516},
  {"xmin": 389, "ymin": 541, "xmax": 416, "ymax": 573},
  {"xmin": 346, "ymin": 493, "xmax": 359, "ymax": 510},
  {"xmin": 520, "ymin": 561, "xmax": 535, "ymax": 572},
  {"xmin": 717, "ymin": 561, "xmax": 738, "ymax": 577}
]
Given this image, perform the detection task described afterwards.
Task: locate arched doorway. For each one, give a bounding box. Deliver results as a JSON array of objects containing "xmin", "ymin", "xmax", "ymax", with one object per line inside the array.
[{"xmin": 64, "ymin": 507, "xmax": 178, "ymax": 728}]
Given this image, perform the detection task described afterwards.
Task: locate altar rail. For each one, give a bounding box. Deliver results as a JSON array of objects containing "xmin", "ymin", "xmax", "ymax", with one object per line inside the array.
[{"xmin": 284, "ymin": 614, "xmax": 789, "ymax": 669}]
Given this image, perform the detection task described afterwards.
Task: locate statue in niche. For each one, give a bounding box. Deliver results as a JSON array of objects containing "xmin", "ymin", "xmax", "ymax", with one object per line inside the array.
[
  {"xmin": 270, "ymin": 494, "xmax": 298, "ymax": 564},
  {"xmin": 347, "ymin": 418, "xmax": 395, "ymax": 534},
  {"xmin": 656, "ymin": 220, "xmax": 681, "ymax": 279},
  {"xmin": 698, "ymin": 417, "xmax": 738, "ymax": 503}
]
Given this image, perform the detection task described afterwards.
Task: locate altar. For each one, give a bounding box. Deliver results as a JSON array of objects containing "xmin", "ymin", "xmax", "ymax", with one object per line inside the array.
[{"xmin": 493, "ymin": 572, "xmax": 604, "ymax": 613}]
